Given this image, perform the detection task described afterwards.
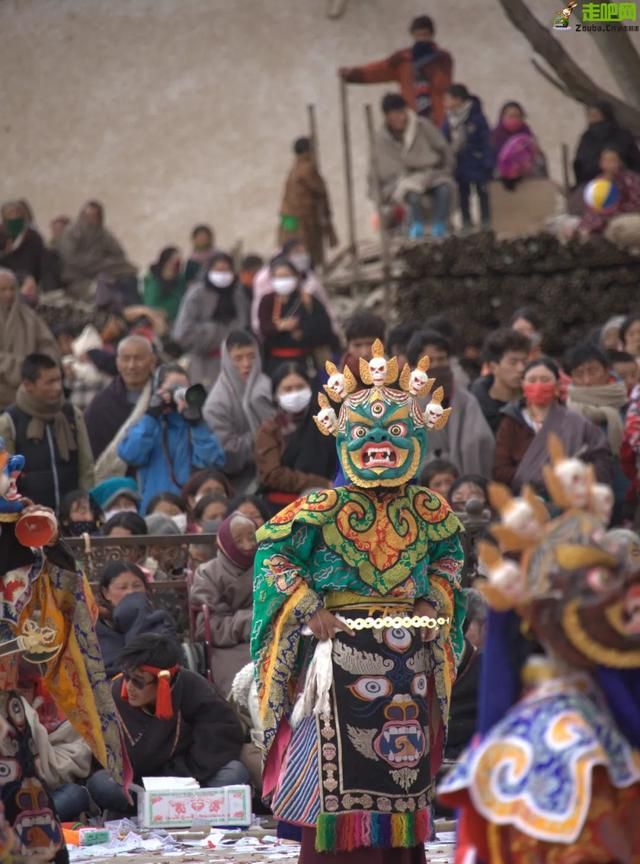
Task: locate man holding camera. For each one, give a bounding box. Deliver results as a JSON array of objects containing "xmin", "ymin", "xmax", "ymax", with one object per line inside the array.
[{"xmin": 117, "ymin": 363, "xmax": 225, "ymax": 514}]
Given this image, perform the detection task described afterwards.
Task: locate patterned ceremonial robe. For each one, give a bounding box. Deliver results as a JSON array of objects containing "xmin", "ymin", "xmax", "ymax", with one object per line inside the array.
[{"xmin": 251, "ymin": 484, "xmax": 465, "ymax": 855}]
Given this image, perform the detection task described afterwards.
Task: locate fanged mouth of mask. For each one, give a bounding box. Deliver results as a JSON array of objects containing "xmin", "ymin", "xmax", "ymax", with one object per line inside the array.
[
  {"xmin": 622, "ymin": 585, "xmax": 640, "ymax": 635},
  {"xmin": 361, "ymin": 444, "xmax": 397, "ymax": 468}
]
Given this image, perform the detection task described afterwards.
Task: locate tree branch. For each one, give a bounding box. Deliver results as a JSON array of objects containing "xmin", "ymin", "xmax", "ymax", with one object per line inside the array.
[
  {"xmin": 495, "ymin": 0, "xmax": 640, "ymax": 135},
  {"xmin": 530, "ymin": 57, "xmax": 570, "ymax": 97},
  {"xmin": 588, "ymin": 29, "xmax": 640, "ymax": 107}
]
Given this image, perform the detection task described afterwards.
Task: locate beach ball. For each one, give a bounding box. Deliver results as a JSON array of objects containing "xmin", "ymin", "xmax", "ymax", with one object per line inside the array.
[{"xmin": 584, "ymin": 178, "xmax": 620, "ymax": 212}]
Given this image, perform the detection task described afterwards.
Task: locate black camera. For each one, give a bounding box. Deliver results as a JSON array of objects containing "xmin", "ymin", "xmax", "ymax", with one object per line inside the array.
[{"xmin": 173, "ymin": 383, "xmax": 207, "ymax": 422}]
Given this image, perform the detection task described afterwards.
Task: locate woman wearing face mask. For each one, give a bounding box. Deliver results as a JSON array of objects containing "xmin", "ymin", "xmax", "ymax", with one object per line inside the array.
[
  {"xmin": 146, "ymin": 492, "xmax": 190, "ymax": 533},
  {"xmin": 117, "ymin": 363, "xmax": 225, "ymax": 514},
  {"xmin": 142, "ymin": 246, "xmax": 186, "ymax": 325},
  {"xmin": 257, "ymin": 257, "xmax": 335, "ymax": 376},
  {"xmin": 182, "ymin": 468, "xmax": 232, "ymax": 513},
  {"xmin": 59, "ymin": 489, "xmax": 102, "ymax": 537},
  {"xmin": 492, "ymin": 101, "xmax": 548, "ymax": 185},
  {"xmin": 255, "ymin": 363, "xmax": 337, "ymax": 513},
  {"xmin": 192, "ymin": 492, "xmax": 229, "ymax": 532},
  {"xmin": 251, "ymin": 239, "xmax": 339, "ymax": 334},
  {"xmin": 96, "ymin": 560, "xmax": 178, "ymax": 678},
  {"xmin": 172, "ymin": 251, "xmax": 250, "ymax": 388},
  {"xmin": 494, "ymin": 357, "xmax": 613, "ymax": 495},
  {"xmin": 190, "ymin": 511, "xmax": 258, "ymax": 694}
]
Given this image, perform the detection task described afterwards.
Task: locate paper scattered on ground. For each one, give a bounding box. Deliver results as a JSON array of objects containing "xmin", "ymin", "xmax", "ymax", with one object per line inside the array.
[{"xmin": 67, "ymin": 819, "xmax": 456, "ymax": 862}]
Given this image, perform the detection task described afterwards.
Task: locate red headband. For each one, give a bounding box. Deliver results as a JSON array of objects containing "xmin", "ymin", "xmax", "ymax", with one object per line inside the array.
[{"xmin": 120, "ymin": 664, "xmax": 180, "ymax": 719}]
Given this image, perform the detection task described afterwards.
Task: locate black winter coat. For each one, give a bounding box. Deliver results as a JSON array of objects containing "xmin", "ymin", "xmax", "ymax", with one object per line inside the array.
[
  {"xmin": 112, "ymin": 668, "xmax": 244, "ymax": 783},
  {"xmin": 574, "ymin": 121, "xmax": 640, "ymax": 185}
]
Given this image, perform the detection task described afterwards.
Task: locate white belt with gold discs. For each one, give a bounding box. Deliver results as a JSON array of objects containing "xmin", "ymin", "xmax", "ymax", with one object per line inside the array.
[{"xmin": 336, "ymin": 615, "xmax": 450, "ymax": 630}]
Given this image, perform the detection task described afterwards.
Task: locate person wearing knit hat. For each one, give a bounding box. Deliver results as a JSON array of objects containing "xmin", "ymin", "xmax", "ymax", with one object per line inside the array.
[
  {"xmin": 190, "ymin": 512, "xmax": 258, "ymax": 694},
  {"xmin": 90, "ymin": 476, "xmax": 140, "ymax": 521},
  {"xmin": 87, "ymin": 634, "xmax": 248, "ymax": 817}
]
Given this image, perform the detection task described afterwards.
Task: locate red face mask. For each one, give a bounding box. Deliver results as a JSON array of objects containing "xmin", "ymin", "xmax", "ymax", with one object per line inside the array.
[
  {"xmin": 502, "ymin": 116, "xmax": 524, "ymax": 133},
  {"xmin": 523, "ymin": 381, "xmax": 556, "ymax": 406}
]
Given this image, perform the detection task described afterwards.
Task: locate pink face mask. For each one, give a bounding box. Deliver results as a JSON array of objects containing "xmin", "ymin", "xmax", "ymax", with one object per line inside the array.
[{"xmin": 503, "ymin": 116, "xmax": 524, "ymax": 133}]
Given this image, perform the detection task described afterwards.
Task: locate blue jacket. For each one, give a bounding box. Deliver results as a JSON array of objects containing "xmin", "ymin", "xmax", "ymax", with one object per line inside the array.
[
  {"xmin": 442, "ymin": 97, "xmax": 493, "ymax": 184},
  {"xmin": 117, "ymin": 411, "xmax": 225, "ymax": 513}
]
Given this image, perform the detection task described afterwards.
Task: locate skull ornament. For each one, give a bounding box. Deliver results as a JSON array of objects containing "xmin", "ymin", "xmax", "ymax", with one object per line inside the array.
[
  {"xmin": 409, "ymin": 368, "xmax": 433, "ymax": 398},
  {"xmin": 590, "ymin": 483, "xmax": 614, "ymax": 527},
  {"xmin": 326, "ymin": 372, "xmax": 347, "ymax": 401},
  {"xmin": 368, "ymin": 355, "xmax": 388, "ymax": 388},
  {"xmin": 425, "ymin": 401, "xmax": 444, "ymax": 429},
  {"xmin": 316, "ymin": 405, "xmax": 338, "ymax": 436},
  {"xmin": 488, "ymin": 559, "xmax": 526, "ymax": 602},
  {"xmin": 554, "ymin": 458, "xmax": 591, "ymax": 510}
]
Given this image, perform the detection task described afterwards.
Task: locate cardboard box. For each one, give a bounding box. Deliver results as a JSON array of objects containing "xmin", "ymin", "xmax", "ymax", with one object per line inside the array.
[
  {"xmin": 137, "ymin": 780, "xmax": 252, "ymax": 829},
  {"xmin": 62, "ymin": 825, "xmax": 110, "ymax": 846}
]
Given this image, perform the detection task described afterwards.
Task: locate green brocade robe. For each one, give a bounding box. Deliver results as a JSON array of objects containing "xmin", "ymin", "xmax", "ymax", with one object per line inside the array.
[{"xmin": 251, "ymin": 484, "xmax": 466, "ymax": 761}]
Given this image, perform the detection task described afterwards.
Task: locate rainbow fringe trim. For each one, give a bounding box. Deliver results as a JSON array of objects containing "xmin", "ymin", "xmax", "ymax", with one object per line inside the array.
[{"xmin": 315, "ymin": 809, "xmax": 430, "ymax": 852}]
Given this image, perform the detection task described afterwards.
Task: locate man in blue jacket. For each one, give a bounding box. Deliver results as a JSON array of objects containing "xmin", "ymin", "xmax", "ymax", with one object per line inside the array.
[{"xmin": 117, "ymin": 363, "xmax": 225, "ymax": 513}]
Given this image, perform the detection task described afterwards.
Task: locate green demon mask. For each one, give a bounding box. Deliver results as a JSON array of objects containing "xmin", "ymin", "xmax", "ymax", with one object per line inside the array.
[{"xmin": 313, "ymin": 340, "xmax": 452, "ymax": 489}]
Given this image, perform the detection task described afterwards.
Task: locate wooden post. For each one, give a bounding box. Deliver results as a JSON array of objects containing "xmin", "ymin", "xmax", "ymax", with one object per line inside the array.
[
  {"xmin": 561, "ymin": 143, "xmax": 570, "ymax": 195},
  {"xmin": 307, "ymin": 103, "xmax": 325, "ymax": 269},
  {"xmin": 340, "ymin": 79, "xmax": 359, "ymax": 281},
  {"xmin": 365, "ymin": 103, "xmax": 392, "ymax": 320},
  {"xmin": 307, "ymin": 104, "xmax": 319, "ymax": 162}
]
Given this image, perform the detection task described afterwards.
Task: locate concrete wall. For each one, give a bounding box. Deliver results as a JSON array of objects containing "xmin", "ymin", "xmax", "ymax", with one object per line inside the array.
[{"xmin": 0, "ymin": 0, "xmax": 634, "ymax": 269}]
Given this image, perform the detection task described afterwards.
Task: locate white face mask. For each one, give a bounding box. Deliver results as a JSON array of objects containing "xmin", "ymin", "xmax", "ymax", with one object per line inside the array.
[
  {"xmin": 208, "ymin": 270, "xmax": 234, "ymax": 289},
  {"xmin": 290, "ymin": 253, "xmax": 310, "ymax": 273},
  {"xmin": 104, "ymin": 506, "xmax": 137, "ymax": 521},
  {"xmin": 171, "ymin": 512, "xmax": 188, "ymax": 532},
  {"xmin": 272, "ymin": 277, "xmax": 298, "ymax": 296},
  {"xmin": 278, "ymin": 387, "xmax": 312, "ymax": 415}
]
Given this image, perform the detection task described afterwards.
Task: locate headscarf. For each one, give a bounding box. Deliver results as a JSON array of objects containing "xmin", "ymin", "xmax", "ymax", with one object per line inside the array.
[
  {"xmin": 216, "ymin": 511, "xmax": 257, "ymax": 571},
  {"xmin": 218, "ymin": 337, "xmax": 273, "ymax": 437}
]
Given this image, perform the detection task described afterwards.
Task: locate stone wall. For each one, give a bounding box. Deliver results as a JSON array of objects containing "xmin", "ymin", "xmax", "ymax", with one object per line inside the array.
[
  {"xmin": 397, "ymin": 233, "xmax": 640, "ymax": 356},
  {"xmin": 1, "ymin": 0, "xmax": 635, "ymax": 269}
]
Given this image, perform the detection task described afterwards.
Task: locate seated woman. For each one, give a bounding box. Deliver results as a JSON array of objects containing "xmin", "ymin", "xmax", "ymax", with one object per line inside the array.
[
  {"xmin": 257, "ymin": 257, "xmax": 335, "ymax": 376},
  {"xmin": 87, "ymin": 634, "xmax": 248, "ymax": 816},
  {"xmin": 494, "ymin": 357, "xmax": 613, "ymax": 494},
  {"xmin": 146, "ymin": 491, "xmax": 190, "ymax": 533},
  {"xmin": 192, "ymin": 492, "xmax": 229, "ymax": 530},
  {"xmin": 251, "ymin": 238, "xmax": 337, "ymax": 334},
  {"xmin": 578, "ymin": 147, "xmax": 640, "ymax": 235},
  {"xmin": 96, "ymin": 560, "xmax": 177, "ymax": 678},
  {"xmin": 102, "ymin": 511, "xmax": 147, "ymax": 539},
  {"xmin": 492, "ymin": 101, "xmax": 547, "ymax": 184},
  {"xmin": 58, "ymin": 489, "xmax": 102, "ymax": 537},
  {"xmin": 142, "ymin": 246, "xmax": 186, "ymax": 325},
  {"xmin": 254, "ymin": 363, "xmax": 337, "ymax": 514},
  {"xmin": 203, "ymin": 330, "xmax": 275, "ymax": 493},
  {"xmin": 573, "ymin": 101, "xmax": 640, "ymax": 187},
  {"xmin": 226, "ymin": 493, "xmax": 270, "ymax": 528},
  {"xmin": 190, "ymin": 511, "xmax": 258, "ymax": 695},
  {"xmin": 447, "ymin": 474, "xmax": 489, "ymax": 513},
  {"xmin": 91, "ymin": 476, "xmax": 141, "ymax": 521},
  {"xmin": 182, "ymin": 468, "xmax": 232, "ymax": 513},
  {"xmin": 172, "ymin": 251, "xmax": 250, "ymax": 388}
]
